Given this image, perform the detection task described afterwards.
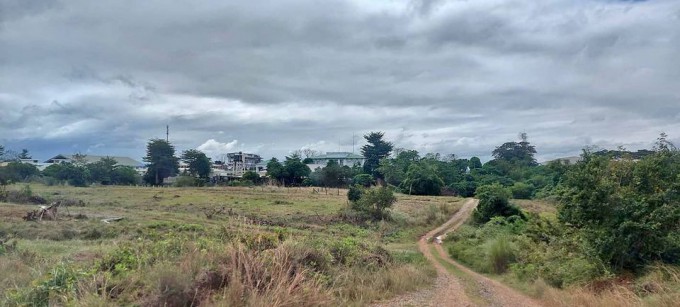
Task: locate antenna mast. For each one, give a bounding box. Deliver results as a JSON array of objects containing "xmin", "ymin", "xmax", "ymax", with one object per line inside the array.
[{"xmin": 352, "ymin": 133, "xmax": 355, "ymax": 154}]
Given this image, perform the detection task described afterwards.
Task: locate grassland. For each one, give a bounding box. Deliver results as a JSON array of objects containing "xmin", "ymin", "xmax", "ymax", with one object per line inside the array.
[{"xmin": 0, "ymin": 184, "xmax": 463, "ymax": 306}]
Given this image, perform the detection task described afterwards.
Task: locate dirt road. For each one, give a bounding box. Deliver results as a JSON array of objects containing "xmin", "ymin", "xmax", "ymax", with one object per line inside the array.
[{"xmin": 372, "ymin": 199, "xmax": 543, "ymax": 307}]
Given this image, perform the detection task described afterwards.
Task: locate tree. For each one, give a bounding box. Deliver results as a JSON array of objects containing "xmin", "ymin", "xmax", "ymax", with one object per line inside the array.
[
  {"xmin": 42, "ymin": 162, "xmax": 90, "ymax": 186},
  {"xmin": 87, "ymin": 157, "xmax": 118, "ymax": 185},
  {"xmin": 472, "ymin": 183, "xmax": 523, "ymax": 224},
  {"xmin": 352, "ymin": 173, "xmax": 374, "ymax": 187},
  {"xmin": 181, "ymin": 149, "xmax": 212, "ymax": 179},
  {"xmin": 283, "ymin": 155, "xmax": 311, "ymax": 185},
  {"xmin": 18, "ymin": 149, "xmax": 31, "ymax": 159},
  {"xmin": 469, "ymin": 157, "xmax": 482, "ymax": 169},
  {"xmin": 361, "ymin": 132, "xmax": 393, "ymax": 179},
  {"xmin": 320, "ymin": 159, "xmax": 345, "ymax": 187},
  {"xmin": 111, "ymin": 166, "xmax": 140, "ymax": 185},
  {"xmin": 2, "ymin": 162, "xmax": 40, "ymax": 182},
  {"xmin": 143, "ymin": 139, "xmax": 179, "ymax": 185},
  {"xmin": 350, "ymin": 187, "xmax": 396, "ymax": 220},
  {"xmin": 558, "ymin": 142, "xmax": 680, "ymax": 269},
  {"xmin": 242, "ymin": 171, "xmax": 261, "ymax": 184},
  {"xmin": 0, "ymin": 145, "xmax": 4, "ymax": 161},
  {"xmin": 266, "ymin": 158, "xmax": 285, "ymax": 183},
  {"xmin": 400, "ymin": 162, "xmax": 444, "ymax": 195},
  {"xmin": 379, "ymin": 149, "xmax": 419, "ymax": 187},
  {"xmin": 491, "ymin": 133, "xmax": 537, "ymax": 167}
]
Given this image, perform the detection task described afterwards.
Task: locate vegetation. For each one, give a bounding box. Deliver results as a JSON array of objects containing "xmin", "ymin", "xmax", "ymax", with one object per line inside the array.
[
  {"xmin": 348, "ymin": 186, "xmax": 396, "ymax": 221},
  {"xmin": 361, "ymin": 132, "xmax": 394, "ymax": 179},
  {"xmin": 444, "ymin": 133, "xmax": 680, "ymax": 306},
  {"xmin": 180, "ymin": 149, "xmax": 212, "ymax": 180},
  {"xmin": 143, "ymin": 139, "xmax": 179, "ymax": 185},
  {"xmin": 0, "ymin": 184, "xmax": 460, "ymax": 306}
]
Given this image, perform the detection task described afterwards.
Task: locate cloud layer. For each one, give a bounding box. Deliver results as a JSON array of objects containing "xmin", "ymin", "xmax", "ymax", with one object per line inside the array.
[{"xmin": 1, "ymin": 0, "xmax": 679, "ymax": 161}]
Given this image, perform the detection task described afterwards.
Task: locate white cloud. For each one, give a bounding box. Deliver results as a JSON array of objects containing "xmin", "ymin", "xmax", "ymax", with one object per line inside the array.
[{"xmin": 196, "ymin": 139, "xmax": 239, "ymax": 157}]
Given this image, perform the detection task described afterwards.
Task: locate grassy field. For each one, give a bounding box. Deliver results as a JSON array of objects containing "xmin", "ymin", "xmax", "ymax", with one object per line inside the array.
[{"xmin": 0, "ymin": 184, "xmax": 463, "ymax": 306}]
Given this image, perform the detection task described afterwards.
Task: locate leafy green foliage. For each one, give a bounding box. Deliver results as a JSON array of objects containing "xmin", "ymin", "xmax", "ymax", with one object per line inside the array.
[
  {"xmin": 266, "ymin": 157, "xmax": 285, "ymax": 182},
  {"xmin": 347, "ymin": 185, "xmax": 363, "ymax": 203},
  {"xmin": 181, "ymin": 149, "xmax": 212, "ymax": 179},
  {"xmin": 242, "ymin": 171, "xmax": 261, "ymax": 184},
  {"xmin": 399, "ymin": 162, "xmax": 444, "ymax": 195},
  {"xmin": 350, "ymin": 187, "xmax": 396, "ymax": 221},
  {"xmin": 42, "ymin": 162, "xmax": 90, "ymax": 187},
  {"xmin": 283, "ymin": 155, "xmax": 311, "ymax": 185},
  {"xmin": 491, "ymin": 133, "xmax": 537, "ymax": 167},
  {"xmin": 510, "ymin": 182, "xmax": 534, "ymax": 199},
  {"xmin": 472, "ymin": 183, "xmax": 524, "ymax": 224},
  {"xmin": 0, "ymin": 161, "xmax": 40, "ymax": 183},
  {"xmin": 361, "ymin": 132, "xmax": 393, "ymax": 178},
  {"xmin": 352, "ymin": 173, "xmax": 374, "ymax": 187},
  {"xmin": 558, "ymin": 145, "xmax": 680, "ymax": 269},
  {"xmin": 143, "ymin": 139, "xmax": 179, "ymax": 185}
]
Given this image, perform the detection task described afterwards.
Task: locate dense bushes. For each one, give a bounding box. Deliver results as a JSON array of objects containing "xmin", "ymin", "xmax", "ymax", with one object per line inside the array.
[
  {"xmin": 472, "ymin": 183, "xmax": 524, "ymax": 224},
  {"xmin": 558, "ymin": 148, "xmax": 680, "ymax": 270},
  {"xmin": 348, "ymin": 186, "xmax": 396, "ymax": 221}
]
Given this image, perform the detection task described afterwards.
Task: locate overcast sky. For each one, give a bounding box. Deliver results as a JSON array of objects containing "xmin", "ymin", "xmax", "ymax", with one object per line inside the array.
[{"xmin": 1, "ymin": 0, "xmax": 679, "ymax": 162}]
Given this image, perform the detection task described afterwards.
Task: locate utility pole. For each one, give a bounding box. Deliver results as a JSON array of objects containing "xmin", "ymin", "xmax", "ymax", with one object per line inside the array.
[
  {"xmin": 352, "ymin": 133, "xmax": 355, "ymax": 154},
  {"xmin": 166, "ymin": 125, "xmax": 169, "ymax": 142}
]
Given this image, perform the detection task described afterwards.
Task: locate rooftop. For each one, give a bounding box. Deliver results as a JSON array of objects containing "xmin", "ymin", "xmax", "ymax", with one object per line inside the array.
[{"xmin": 313, "ymin": 152, "xmax": 364, "ymax": 160}]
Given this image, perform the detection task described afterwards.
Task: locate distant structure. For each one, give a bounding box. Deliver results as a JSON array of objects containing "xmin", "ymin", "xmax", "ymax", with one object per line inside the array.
[{"xmin": 307, "ymin": 152, "xmax": 365, "ymax": 170}]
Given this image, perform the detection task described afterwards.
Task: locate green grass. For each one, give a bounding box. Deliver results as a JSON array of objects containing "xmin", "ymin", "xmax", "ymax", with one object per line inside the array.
[{"xmin": 0, "ymin": 184, "xmax": 463, "ymax": 306}]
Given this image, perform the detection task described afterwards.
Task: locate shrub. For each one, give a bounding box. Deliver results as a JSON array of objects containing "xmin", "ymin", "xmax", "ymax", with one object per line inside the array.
[
  {"xmin": 173, "ymin": 175, "xmax": 200, "ymax": 187},
  {"xmin": 352, "ymin": 174, "xmax": 374, "ymax": 187},
  {"xmin": 350, "ymin": 187, "xmax": 396, "ymax": 221},
  {"xmin": 510, "ymin": 182, "xmax": 535, "ymax": 199},
  {"xmin": 347, "ymin": 185, "xmax": 363, "ymax": 203},
  {"xmin": 473, "ymin": 183, "xmax": 524, "ymax": 224},
  {"xmin": 488, "ymin": 237, "xmax": 515, "ymax": 273}
]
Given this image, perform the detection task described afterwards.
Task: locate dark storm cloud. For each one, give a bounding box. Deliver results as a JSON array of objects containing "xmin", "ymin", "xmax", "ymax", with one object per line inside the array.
[{"xmin": 1, "ymin": 0, "xmax": 679, "ymax": 162}]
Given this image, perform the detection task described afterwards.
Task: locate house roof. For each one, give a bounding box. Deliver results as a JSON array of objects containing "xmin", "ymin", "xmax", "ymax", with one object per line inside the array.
[
  {"xmin": 45, "ymin": 154, "xmax": 144, "ymax": 167},
  {"xmin": 313, "ymin": 152, "xmax": 364, "ymax": 160}
]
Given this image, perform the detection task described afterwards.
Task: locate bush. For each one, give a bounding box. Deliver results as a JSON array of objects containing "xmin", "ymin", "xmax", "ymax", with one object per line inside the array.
[
  {"xmin": 488, "ymin": 237, "xmax": 515, "ymax": 274},
  {"xmin": 350, "ymin": 187, "xmax": 396, "ymax": 221},
  {"xmin": 399, "ymin": 163, "xmax": 444, "ymax": 195},
  {"xmin": 347, "ymin": 185, "xmax": 363, "ymax": 203},
  {"xmin": 472, "ymin": 183, "xmax": 524, "ymax": 224},
  {"xmin": 173, "ymin": 176, "xmax": 200, "ymax": 187},
  {"xmin": 510, "ymin": 182, "xmax": 535, "ymax": 199},
  {"xmin": 352, "ymin": 174, "xmax": 374, "ymax": 187},
  {"xmin": 242, "ymin": 171, "xmax": 261, "ymax": 184}
]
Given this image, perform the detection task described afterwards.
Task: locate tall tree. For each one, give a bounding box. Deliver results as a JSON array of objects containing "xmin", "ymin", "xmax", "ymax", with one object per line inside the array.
[
  {"xmin": 87, "ymin": 157, "xmax": 118, "ymax": 185},
  {"xmin": 491, "ymin": 133, "xmax": 537, "ymax": 167},
  {"xmin": 361, "ymin": 131, "xmax": 393, "ymax": 178},
  {"xmin": 469, "ymin": 157, "xmax": 482, "ymax": 169},
  {"xmin": 143, "ymin": 139, "xmax": 179, "ymax": 185},
  {"xmin": 283, "ymin": 155, "xmax": 311, "ymax": 185},
  {"xmin": 266, "ymin": 158, "xmax": 285, "ymax": 183},
  {"xmin": 181, "ymin": 149, "xmax": 212, "ymax": 179},
  {"xmin": 18, "ymin": 149, "xmax": 31, "ymax": 159},
  {"xmin": 0, "ymin": 145, "xmax": 4, "ymax": 161}
]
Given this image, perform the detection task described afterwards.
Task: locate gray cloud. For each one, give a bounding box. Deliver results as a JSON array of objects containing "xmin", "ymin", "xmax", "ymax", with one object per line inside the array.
[{"xmin": 1, "ymin": 0, "xmax": 679, "ymax": 162}]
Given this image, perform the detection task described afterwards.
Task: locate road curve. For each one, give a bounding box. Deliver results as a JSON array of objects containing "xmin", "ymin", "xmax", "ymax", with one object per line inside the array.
[{"xmin": 372, "ymin": 198, "xmax": 543, "ymax": 307}]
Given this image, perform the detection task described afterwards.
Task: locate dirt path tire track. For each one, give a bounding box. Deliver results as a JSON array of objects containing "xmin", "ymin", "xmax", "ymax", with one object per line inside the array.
[{"xmin": 372, "ymin": 198, "xmax": 543, "ymax": 307}]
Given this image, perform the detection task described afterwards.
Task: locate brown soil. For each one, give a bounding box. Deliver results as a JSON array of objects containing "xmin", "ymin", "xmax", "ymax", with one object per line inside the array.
[{"xmin": 372, "ymin": 199, "xmax": 544, "ymax": 307}]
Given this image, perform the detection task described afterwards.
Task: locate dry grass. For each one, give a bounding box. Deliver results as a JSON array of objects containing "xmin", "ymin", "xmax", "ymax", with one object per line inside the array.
[
  {"xmin": 1, "ymin": 184, "xmax": 455, "ymax": 306},
  {"xmin": 512, "ymin": 199, "xmax": 557, "ymax": 215},
  {"xmin": 539, "ymin": 264, "xmax": 680, "ymax": 307}
]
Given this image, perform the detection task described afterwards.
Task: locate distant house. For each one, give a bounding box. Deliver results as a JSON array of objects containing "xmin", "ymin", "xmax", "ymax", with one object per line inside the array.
[
  {"xmin": 307, "ymin": 152, "xmax": 365, "ymax": 170},
  {"xmin": 44, "ymin": 154, "xmax": 146, "ymax": 173}
]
